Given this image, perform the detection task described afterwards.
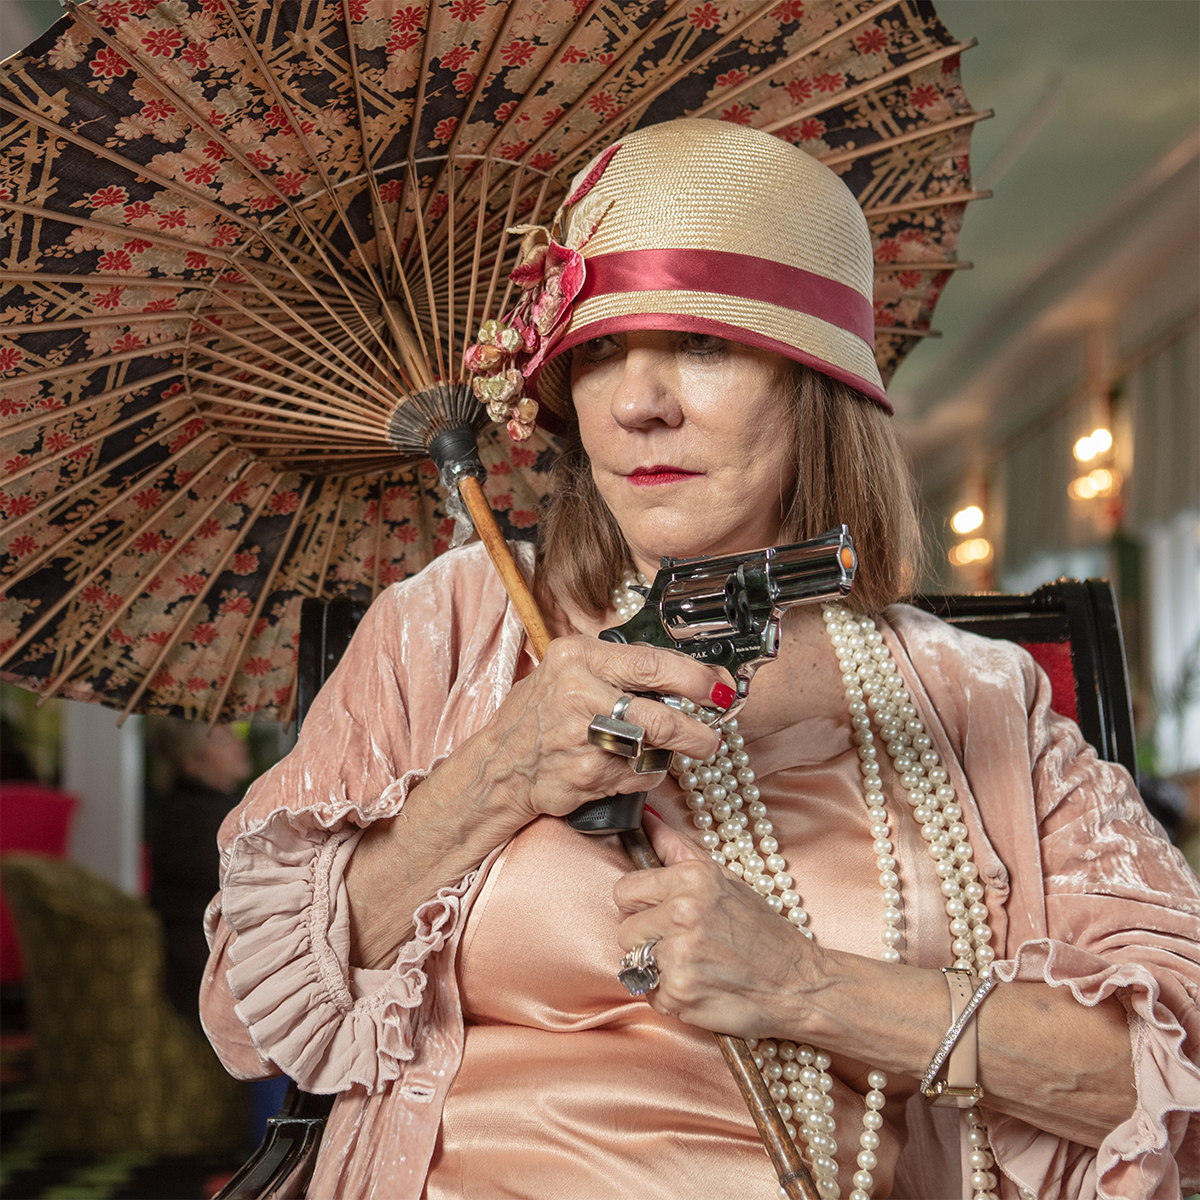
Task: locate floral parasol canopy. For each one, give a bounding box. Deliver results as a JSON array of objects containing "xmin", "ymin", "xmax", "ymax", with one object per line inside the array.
[{"xmin": 0, "ymin": 0, "xmax": 985, "ymax": 724}]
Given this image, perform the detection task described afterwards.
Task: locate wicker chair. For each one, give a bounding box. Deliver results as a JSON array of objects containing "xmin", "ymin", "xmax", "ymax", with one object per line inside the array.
[{"xmin": 0, "ymin": 853, "xmax": 247, "ymax": 1155}]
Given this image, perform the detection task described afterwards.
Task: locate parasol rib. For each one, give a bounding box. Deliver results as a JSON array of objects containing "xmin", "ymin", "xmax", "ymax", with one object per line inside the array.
[
  {"xmin": 0, "ymin": 425, "xmax": 217, "ymax": 556},
  {"xmin": 461, "ymin": 157, "xmax": 494, "ymax": 370},
  {"xmin": 2, "ymin": 311, "xmax": 205, "ymax": 336},
  {"xmin": 15, "ymin": 342, "xmax": 189, "ymax": 389},
  {"xmin": 185, "ymin": 389, "xmax": 389, "ymax": 440},
  {"xmin": 689, "ymin": 0, "xmax": 905, "ymax": 117},
  {"xmin": 1, "ymin": 367, "xmax": 186, "ymax": 439},
  {"xmin": 0, "ymin": 99, "xmax": 363, "ymax": 295},
  {"xmin": 818, "ymin": 110, "xmax": 993, "ymax": 168},
  {"xmin": 369, "ymin": 476, "xmax": 384, "ymax": 601},
  {"xmin": 205, "ymin": 477, "xmax": 314, "ymax": 724},
  {"xmin": 214, "ymin": 0, "xmax": 408, "ymax": 383},
  {"xmin": 397, "ymin": 3, "xmax": 522, "ymax": 279},
  {"xmin": 192, "ymin": 263, "xmax": 406, "ymax": 401},
  {"xmin": 3, "ymin": 393, "xmax": 191, "ymax": 486},
  {"xmin": 187, "ymin": 357, "xmax": 390, "ymax": 421},
  {"xmin": 878, "ymin": 325, "xmax": 941, "ymax": 338},
  {"xmin": 338, "ymin": 0, "xmax": 400, "ymax": 285},
  {"xmin": 762, "ymin": 39, "xmax": 977, "ymax": 133},
  {"xmin": 0, "ymin": 201, "xmax": 351, "ymax": 293},
  {"xmin": 480, "ymin": 162, "xmax": 531, "ymax": 332},
  {"xmin": 533, "ymin": 1, "xmax": 799, "ymax": 180},
  {"xmin": 312, "ymin": 484, "xmax": 348, "ymax": 603},
  {"xmin": 864, "ymin": 189, "xmax": 990, "ymax": 218},
  {"xmin": 1, "ymin": 271, "xmax": 281, "ymax": 293},
  {"xmin": 875, "ymin": 260, "xmax": 972, "ymax": 273},
  {"xmin": 35, "ymin": 464, "xmax": 283, "ymax": 707},
  {"xmin": 494, "ymin": 171, "xmax": 555, "ymax": 323},
  {"xmin": 406, "ymin": 159, "xmax": 448, "ymax": 383},
  {"xmin": 116, "ymin": 469, "xmax": 283, "ymax": 723},
  {"xmin": 187, "ymin": 305, "xmax": 396, "ymax": 412},
  {"xmin": 65, "ymin": 2, "xmax": 370, "ymax": 287}
]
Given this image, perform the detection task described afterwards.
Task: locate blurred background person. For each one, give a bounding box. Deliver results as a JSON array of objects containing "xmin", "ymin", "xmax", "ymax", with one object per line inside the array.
[{"xmin": 144, "ymin": 719, "xmax": 251, "ymax": 1024}]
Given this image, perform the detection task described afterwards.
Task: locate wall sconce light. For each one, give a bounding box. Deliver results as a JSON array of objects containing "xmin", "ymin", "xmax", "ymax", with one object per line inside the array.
[
  {"xmin": 951, "ymin": 505, "xmax": 984, "ymax": 534},
  {"xmin": 948, "ymin": 537, "xmax": 993, "ymax": 566},
  {"xmin": 1068, "ymin": 467, "xmax": 1121, "ymax": 501},
  {"xmin": 1073, "ymin": 427, "xmax": 1113, "ymax": 462}
]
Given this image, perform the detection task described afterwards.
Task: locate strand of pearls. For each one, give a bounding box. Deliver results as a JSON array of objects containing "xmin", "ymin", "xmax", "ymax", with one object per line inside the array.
[
  {"xmin": 616, "ymin": 576, "xmax": 882, "ymax": 1199},
  {"xmin": 611, "ymin": 577, "xmax": 999, "ymax": 1199},
  {"xmin": 612, "ymin": 568, "xmax": 650, "ymax": 623},
  {"xmin": 823, "ymin": 605, "xmax": 999, "ymax": 1200}
]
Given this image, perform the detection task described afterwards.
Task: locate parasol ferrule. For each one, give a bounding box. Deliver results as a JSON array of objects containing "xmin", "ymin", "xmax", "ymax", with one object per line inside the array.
[{"xmin": 426, "ymin": 423, "xmax": 488, "ymax": 494}]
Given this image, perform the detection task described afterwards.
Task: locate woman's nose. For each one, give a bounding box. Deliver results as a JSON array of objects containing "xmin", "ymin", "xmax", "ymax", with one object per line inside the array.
[{"xmin": 609, "ymin": 347, "xmax": 682, "ymax": 429}]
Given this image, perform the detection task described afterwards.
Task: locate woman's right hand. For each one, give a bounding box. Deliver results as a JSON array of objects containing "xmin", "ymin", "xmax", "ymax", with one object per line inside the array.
[
  {"xmin": 345, "ymin": 634, "xmax": 728, "ymax": 968},
  {"xmin": 464, "ymin": 634, "xmax": 729, "ymax": 828}
]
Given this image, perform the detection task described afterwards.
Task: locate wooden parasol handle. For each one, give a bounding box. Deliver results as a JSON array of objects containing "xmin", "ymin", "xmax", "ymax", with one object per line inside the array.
[
  {"xmin": 457, "ymin": 476, "xmax": 553, "ymax": 657},
  {"xmin": 457, "ymin": 476, "xmax": 818, "ymax": 1200}
]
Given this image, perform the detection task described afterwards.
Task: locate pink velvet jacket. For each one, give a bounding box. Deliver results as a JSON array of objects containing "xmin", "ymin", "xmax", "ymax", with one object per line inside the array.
[{"xmin": 201, "ymin": 542, "xmax": 1200, "ymax": 1199}]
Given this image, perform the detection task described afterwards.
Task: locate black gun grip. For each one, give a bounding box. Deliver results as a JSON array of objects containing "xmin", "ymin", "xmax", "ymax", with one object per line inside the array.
[{"xmin": 567, "ymin": 791, "xmax": 647, "ymax": 835}]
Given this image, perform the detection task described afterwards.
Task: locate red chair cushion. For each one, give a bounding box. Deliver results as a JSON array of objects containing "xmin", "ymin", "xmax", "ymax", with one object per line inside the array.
[
  {"xmin": 0, "ymin": 784, "xmax": 79, "ymax": 983},
  {"xmin": 1019, "ymin": 642, "xmax": 1079, "ymax": 724}
]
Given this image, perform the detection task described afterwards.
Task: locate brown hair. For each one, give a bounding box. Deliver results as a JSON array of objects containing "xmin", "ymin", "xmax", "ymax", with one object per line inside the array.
[{"xmin": 535, "ymin": 364, "xmax": 923, "ymax": 616}]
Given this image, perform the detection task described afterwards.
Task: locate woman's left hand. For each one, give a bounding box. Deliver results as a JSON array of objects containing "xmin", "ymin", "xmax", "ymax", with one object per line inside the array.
[{"xmin": 613, "ymin": 815, "xmax": 821, "ymax": 1039}]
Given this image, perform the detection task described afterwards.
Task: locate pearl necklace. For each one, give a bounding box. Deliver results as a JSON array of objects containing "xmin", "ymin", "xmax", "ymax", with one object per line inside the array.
[{"xmin": 614, "ymin": 573, "xmax": 1000, "ymax": 1200}]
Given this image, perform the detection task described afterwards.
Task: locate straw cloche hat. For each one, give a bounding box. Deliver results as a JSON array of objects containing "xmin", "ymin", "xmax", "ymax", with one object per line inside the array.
[{"xmin": 466, "ymin": 117, "xmax": 889, "ymax": 439}]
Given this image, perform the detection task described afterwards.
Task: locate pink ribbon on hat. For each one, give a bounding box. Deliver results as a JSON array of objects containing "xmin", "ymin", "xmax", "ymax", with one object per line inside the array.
[{"xmin": 575, "ymin": 247, "xmax": 874, "ymax": 344}]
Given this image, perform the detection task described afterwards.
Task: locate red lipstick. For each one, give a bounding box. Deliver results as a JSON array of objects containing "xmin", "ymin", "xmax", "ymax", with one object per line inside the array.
[{"xmin": 626, "ymin": 465, "xmax": 700, "ymax": 486}]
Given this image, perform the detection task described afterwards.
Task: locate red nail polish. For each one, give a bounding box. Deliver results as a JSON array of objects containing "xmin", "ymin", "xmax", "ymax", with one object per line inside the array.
[
  {"xmin": 644, "ymin": 805, "xmax": 662, "ymax": 821},
  {"xmin": 710, "ymin": 683, "xmax": 736, "ymax": 710}
]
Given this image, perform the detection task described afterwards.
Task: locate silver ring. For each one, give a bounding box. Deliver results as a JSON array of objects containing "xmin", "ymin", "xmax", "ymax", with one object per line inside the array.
[
  {"xmin": 617, "ymin": 940, "xmax": 660, "ymax": 996},
  {"xmin": 587, "ymin": 695, "xmax": 645, "ymax": 758}
]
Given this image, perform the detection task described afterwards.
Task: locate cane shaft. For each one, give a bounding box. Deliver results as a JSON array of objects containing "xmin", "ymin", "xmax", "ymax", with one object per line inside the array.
[
  {"xmin": 457, "ymin": 475, "xmax": 552, "ymax": 658},
  {"xmin": 620, "ymin": 829, "xmax": 819, "ymax": 1200}
]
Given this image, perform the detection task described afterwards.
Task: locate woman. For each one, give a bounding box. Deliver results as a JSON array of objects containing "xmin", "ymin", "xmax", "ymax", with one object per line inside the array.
[{"xmin": 201, "ymin": 120, "xmax": 1199, "ymax": 1199}]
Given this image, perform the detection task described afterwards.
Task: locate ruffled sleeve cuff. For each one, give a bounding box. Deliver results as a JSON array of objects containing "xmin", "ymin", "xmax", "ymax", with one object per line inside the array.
[
  {"xmin": 990, "ymin": 939, "xmax": 1200, "ymax": 1199},
  {"xmin": 220, "ymin": 787, "xmax": 477, "ymax": 1095}
]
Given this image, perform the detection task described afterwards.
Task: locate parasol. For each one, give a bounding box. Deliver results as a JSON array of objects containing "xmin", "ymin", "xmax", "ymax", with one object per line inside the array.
[{"xmin": 1, "ymin": 0, "xmax": 987, "ymax": 726}]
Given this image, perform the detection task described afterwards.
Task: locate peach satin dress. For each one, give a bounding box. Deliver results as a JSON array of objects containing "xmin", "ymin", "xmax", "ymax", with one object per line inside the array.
[{"xmin": 426, "ymin": 711, "xmax": 951, "ymax": 1198}]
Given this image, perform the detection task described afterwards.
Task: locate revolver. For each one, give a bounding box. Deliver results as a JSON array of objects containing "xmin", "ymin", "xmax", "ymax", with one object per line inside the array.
[{"xmin": 569, "ymin": 526, "xmax": 857, "ymax": 834}]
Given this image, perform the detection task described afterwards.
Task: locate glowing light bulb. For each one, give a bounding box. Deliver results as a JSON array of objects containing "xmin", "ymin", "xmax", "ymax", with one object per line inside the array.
[
  {"xmin": 1074, "ymin": 428, "xmax": 1112, "ymax": 462},
  {"xmin": 951, "ymin": 506, "xmax": 983, "ymax": 534},
  {"xmin": 949, "ymin": 538, "xmax": 992, "ymax": 566}
]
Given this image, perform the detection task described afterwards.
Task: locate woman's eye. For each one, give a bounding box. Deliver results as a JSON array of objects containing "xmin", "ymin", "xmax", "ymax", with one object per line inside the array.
[
  {"xmin": 680, "ymin": 332, "xmax": 726, "ymax": 356},
  {"xmin": 579, "ymin": 335, "xmax": 619, "ymax": 362}
]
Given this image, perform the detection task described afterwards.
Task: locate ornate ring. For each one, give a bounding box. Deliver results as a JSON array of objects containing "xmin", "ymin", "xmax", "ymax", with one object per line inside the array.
[
  {"xmin": 587, "ymin": 695, "xmax": 644, "ymax": 758},
  {"xmin": 617, "ymin": 940, "xmax": 660, "ymax": 996}
]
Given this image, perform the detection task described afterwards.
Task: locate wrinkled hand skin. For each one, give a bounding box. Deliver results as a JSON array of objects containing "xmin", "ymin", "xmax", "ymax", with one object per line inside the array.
[
  {"xmin": 474, "ymin": 636, "xmax": 724, "ymax": 827},
  {"xmin": 346, "ymin": 637, "xmax": 725, "ymax": 971},
  {"xmin": 613, "ymin": 816, "xmax": 816, "ymax": 1039},
  {"xmin": 612, "ymin": 818, "xmax": 1138, "ymax": 1152}
]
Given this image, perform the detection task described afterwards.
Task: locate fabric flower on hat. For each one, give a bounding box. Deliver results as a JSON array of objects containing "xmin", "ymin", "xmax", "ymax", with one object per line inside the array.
[{"xmin": 463, "ymin": 182, "xmax": 613, "ymax": 441}]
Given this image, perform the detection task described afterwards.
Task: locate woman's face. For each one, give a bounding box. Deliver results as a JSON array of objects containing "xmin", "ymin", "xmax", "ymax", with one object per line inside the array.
[{"xmin": 570, "ymin": 329, "xmax": 797, "ymax": 581}]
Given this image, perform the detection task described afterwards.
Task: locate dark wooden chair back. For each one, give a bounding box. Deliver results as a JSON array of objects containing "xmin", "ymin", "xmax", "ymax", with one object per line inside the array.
[
  {"xmin": 909, "ymin": 578, "xmax": 1137, "ymax": 779},
  {"xmin": 218, "ymin": 578, "xmax": 1137, "ymax": 1198}
]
